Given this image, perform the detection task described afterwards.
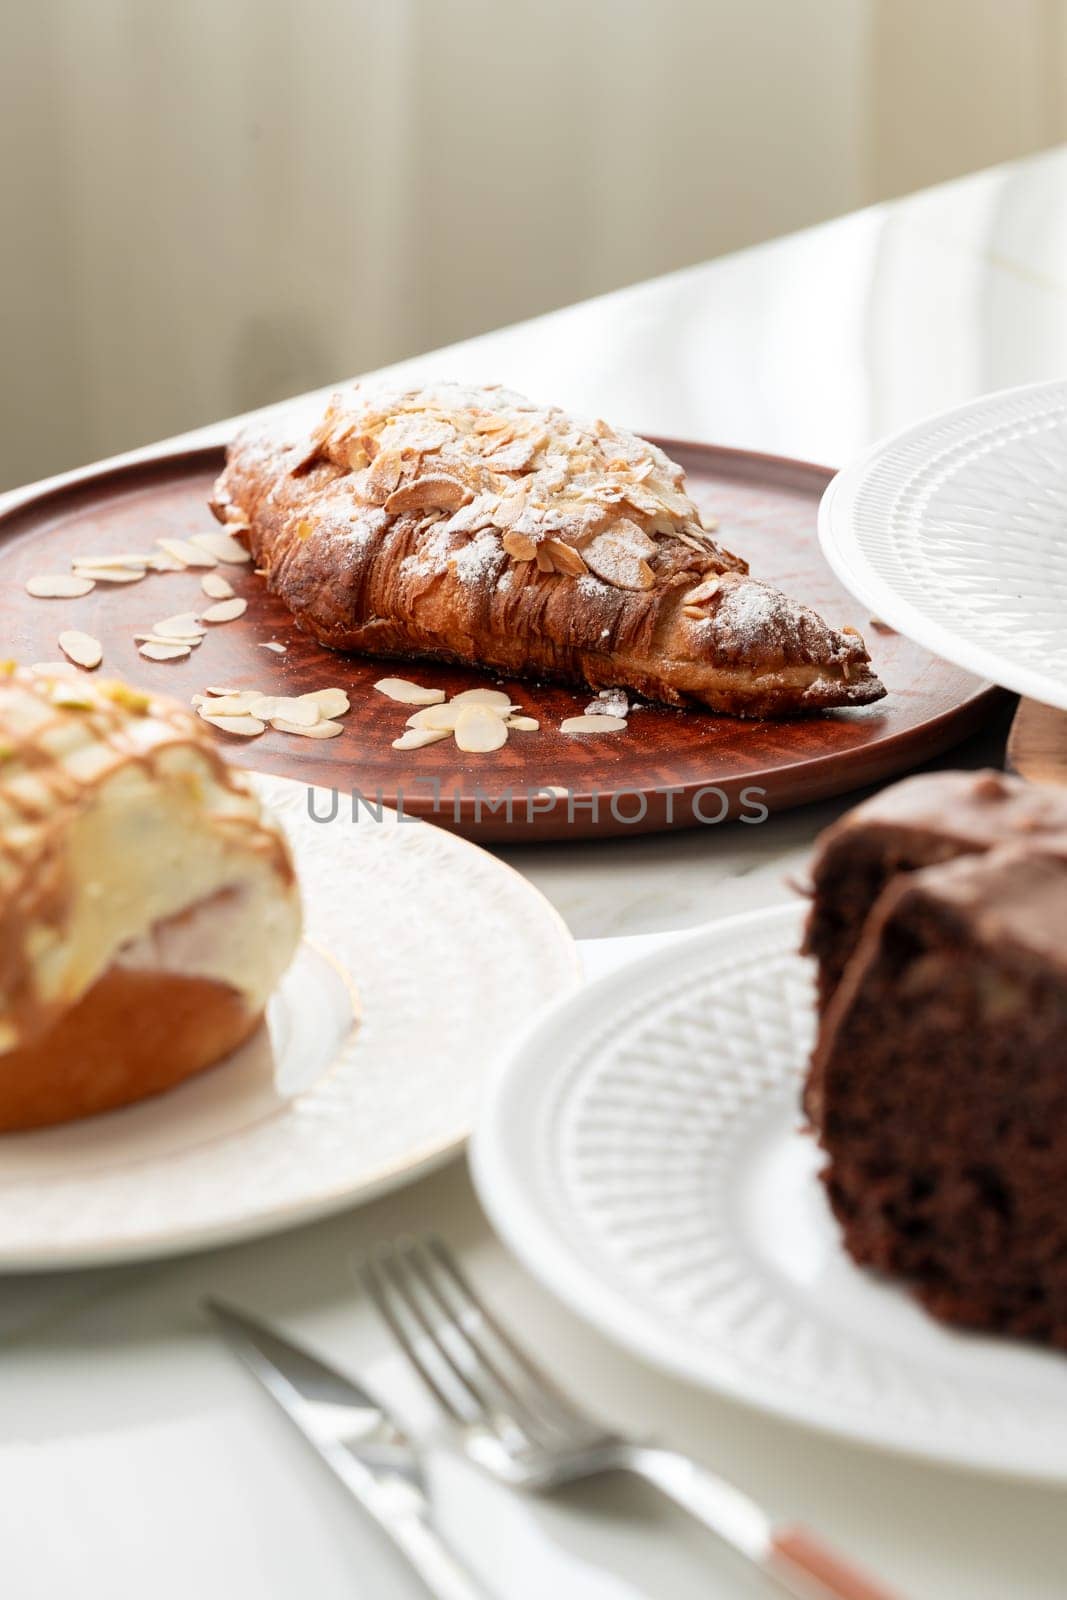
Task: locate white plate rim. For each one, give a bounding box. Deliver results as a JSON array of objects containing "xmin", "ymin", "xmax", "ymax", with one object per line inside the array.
[
  {"xmin": 0, "ymin": 776, "xmax": 580, "ymax": 1271},
  {"xmin": 818, "ymin": 375, "xmax": 1067, "ymax": 711},
  {"xmin": 471, "ymin": 903, "xmax": 1067, "ymax": 1483}
]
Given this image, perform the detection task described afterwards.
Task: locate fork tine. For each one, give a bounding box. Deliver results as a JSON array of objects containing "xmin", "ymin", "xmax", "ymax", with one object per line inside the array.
[
  {"xmin": 424, "ymin": 1236, "xmax": 593, "ymax": 1436},
  {"xmin": 405, "ymin": 1238, "xmax": 557, "ymax": 1444},
  {"xmin": 367, "ymin": 1241, "xmax": 514, "ymax": 1431},
  {"xmin": 355, "ymin": 1251, "xmax": 472, "ymax": 1427}
]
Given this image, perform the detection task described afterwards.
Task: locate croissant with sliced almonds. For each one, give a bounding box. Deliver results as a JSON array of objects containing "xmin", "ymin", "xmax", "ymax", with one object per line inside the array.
[{"xmin": 212, "ymin": 381, "xmax": 884, "ymax": 718}]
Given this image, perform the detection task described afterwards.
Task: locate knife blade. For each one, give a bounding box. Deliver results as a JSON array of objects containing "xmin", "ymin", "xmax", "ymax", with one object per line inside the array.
[{"xmin": 203, "ymin": 1297, "xmax": 488, "ymax": 1600}]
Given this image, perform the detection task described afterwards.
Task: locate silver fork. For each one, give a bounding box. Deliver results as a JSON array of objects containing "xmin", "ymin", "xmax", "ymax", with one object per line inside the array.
[{"xmin": 356, "ymin": 1237, "xmax": 902, "ymax": 1600}]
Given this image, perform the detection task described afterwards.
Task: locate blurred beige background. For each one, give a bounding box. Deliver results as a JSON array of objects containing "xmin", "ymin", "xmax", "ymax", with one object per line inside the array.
[{"xmin": 2, "ymin": 0, "xmax": 1066, "ymax": 489}]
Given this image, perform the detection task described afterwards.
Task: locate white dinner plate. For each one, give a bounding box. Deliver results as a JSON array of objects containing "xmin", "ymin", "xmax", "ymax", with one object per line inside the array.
[
  {"xmin": 472, "ymin": 905, "xmax": 1067, "ymax": 1481},
  {"xmin": 819, "ymin": 377, "xmax": 1067, "ymax": 710},
  {"xmin": 0, "ymin": 775, "xmax": 577, "ymax": 1270}
]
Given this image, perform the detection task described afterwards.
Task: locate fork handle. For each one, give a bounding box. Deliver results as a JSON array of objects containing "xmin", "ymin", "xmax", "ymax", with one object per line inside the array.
[{"xmin": 622, "ymin": 1447, "xmax": 902, "ymax": 1600}]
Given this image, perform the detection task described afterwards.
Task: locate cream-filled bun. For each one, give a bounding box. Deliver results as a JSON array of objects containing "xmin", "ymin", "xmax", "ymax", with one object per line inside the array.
[{"xmin": 0, "ymin": 662, "xmax": 301, "ymax": 1128}]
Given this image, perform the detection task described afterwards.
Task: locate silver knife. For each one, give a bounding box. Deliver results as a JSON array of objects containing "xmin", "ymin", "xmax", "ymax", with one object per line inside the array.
[{"xmin": 203, "ymin": 1297, "xmax": 488, "ymax": 1600}]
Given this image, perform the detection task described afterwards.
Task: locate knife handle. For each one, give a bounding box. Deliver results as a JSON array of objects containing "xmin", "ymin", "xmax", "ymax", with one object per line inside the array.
[{"xmin": 389, "ymin": 1512, "xmax": 490, "ymax": 1600}]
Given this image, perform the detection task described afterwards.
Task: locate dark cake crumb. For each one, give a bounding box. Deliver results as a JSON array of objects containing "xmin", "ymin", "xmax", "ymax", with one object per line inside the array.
[{"xmin": 802, "ymin": 772, "xmax": 1067, "ymax": 1350}]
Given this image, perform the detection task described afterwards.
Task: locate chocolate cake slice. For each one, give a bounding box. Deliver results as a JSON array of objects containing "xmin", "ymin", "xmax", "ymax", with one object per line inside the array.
[
  {"xmin": 807, "ymin": 845, "xmax": 1067, "ymax": 1347},
  {"xmin": 803, "ymin": 770, "xmax": 1067, "ymax": 1019}
]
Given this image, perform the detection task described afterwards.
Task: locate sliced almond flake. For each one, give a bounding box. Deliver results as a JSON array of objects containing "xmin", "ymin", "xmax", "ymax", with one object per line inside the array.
[
  {"xmin": 454, "ymin": 704, "xmax": 508, "ymax": 753},
  {"xmin": 384, "ymin": 474, "xmax": 471, "ymax": 516},
  {"xmin": 196, "ymin": 692, "xmax": 263, "ymax": 716},
  {"xmin": 31, "ymin": 661, "xmax": 78, "ymax": 677},
  {"xmin": 190, "ymin": 531, "xmax": 252, "ymax": 564},
  {"xmin": 139, "ymin": 641, "xmax": 192, "ymax": 662},
  {"xmin": 153, "ymin": 612, "xmax": 206, "ymax": 640},
  {"xmin": 25, "ymin": 574, "xmax": 95, "ymax": 599},
  {"xmin": 449, "ymin": 688, "xmax": 515, "ymax": 710},
  {"xmin": 270, "ymin": 716, "xmax": 344, "ymax": 739},
  {"xmin": 58, "ymin": 630, "xmax": 103, "ymax": 670},
  {"xmin": 301, "ymin": 688, "xmax": 349, "ymax": 719},
  {"xmin": 560, "ymin": 714, "xmax": 627, "ymax": 735},
  {"xmin": 502, "ymin": 530, "xmax": 536, "ymax": 561},
  {"xmin": 505, "ymin": 715, "xmax": 539, "ymax": 731},
  {"xmin": 392, "ymin": 727, "xmax": 451, "ymax": 751},
  {"xmin": 72, "ymin": 551, "xmax": 154, "ymax": 570},
  {"xmin": 253, "ymin": 695, "xmax": 318, "ymax": 727},
  {"xmin": 201, "ymin": 572, "xmax": 234, "ymax": 599},
  {"xmin": 683, "ymin": 577, "xmax": 722, "ymax": 605},
  {"xmin": 258, "ymin": 641, "xmax": 287, "ymax": 654},
  {"xmin": 244, "ymin": 696, "xmax": 279, "ymax": 721},
  {"xmin": 202, "ymin": 597, "xmax": 248, "ymax": 623},
  {"xmin": 145, "ymin": 553, "xmax": 186, "ymax": 573},
  {"xmin": 156, "ymin": 537, "xmax": 217, "ymax": 569},
  {"xmin": 583, "ymin": 524, "xmax": 657, "ymax": 590},
  {"xmin": 134, "ymin": 627, "xmax": 203, "ymax": 646},
  {"xmin": 406, "ymin": 704, "xmax": 461, "ymax": 732},
  {"xmin": 494, "ymin": 486, "xmax": 529, "ymax": 530},
  {"xmin": 69, "ymin": 565, "xmax": 145, "ymax": 584},
  {"xmin": 542, "ymin": 538, "xmax": 588, "ymax": 577},
  {"xmin": 201, "ymin": 712, "xmax": 265, "ymax": 736},
  {"xmin": 204, "ymin": 685, "xmax": 248, "ymax": 697},
  {"xmin": 374, "ymin": 677, "xmax": 446, "ymax": 706}
]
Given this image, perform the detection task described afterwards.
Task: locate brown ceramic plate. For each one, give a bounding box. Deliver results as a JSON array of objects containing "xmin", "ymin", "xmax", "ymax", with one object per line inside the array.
[{"xmin": 0, "ymin": 440, "xmax": 1002, "ymax": 840}]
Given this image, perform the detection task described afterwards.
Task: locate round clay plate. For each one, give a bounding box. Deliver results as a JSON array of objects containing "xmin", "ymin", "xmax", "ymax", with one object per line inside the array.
[
  {"xmin": 472, "ymin": 905, "xmax": 1067, "ymax": 1482},
  {"xmin": 0, "ymin": 441, "xmax": 1000, "ymax": 840},
  {"xmin": 0, "ymin": 775, "xmax": 578, "ymax": 1270}
]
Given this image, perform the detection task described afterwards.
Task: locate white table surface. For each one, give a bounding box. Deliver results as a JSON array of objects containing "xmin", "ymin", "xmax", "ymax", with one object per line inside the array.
[{"xmin": 4, "ymin": 147, "xmax": 1067, "ymax": 1599}]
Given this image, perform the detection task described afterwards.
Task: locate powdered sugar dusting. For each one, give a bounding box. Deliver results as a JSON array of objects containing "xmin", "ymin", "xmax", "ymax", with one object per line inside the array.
[
  {"xmin": 295, "ymin": 379, "xmax": 734, "ymax": 592},
  {"xmin": 452, "ymin": 529, "xmax": 502, "ymax": 585},
  {"xmin": 700, "ymin": 575, "xmax": 826, "ymax": 655},
  {"xmin": 400, "ymin": 524, "xmax": 453, "ymax": 579}
]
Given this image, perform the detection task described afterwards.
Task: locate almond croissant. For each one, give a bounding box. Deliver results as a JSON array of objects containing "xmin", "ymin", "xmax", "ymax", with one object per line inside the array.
[{"xmin": 212, "ymin": 382, "xmax": 884, "ymax": 718}]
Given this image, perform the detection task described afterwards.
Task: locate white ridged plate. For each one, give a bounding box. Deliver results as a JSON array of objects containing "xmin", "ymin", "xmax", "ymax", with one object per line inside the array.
[
  {"xmin": 472, "ymin": 906, "xmax": 1067, "ymax": 1481},
  {"xmin": 819, "ymin": 378, "xmax": 1067, "ymax": 710},
  {"xmin": 0, "ymin": 775, "xmax": 578, "ymax": 1270}
]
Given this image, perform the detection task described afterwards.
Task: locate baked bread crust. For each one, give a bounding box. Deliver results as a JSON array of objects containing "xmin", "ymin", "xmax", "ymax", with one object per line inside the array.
[
  {"xmin": 213, "ymin": 382, "xmax": 885, "ymax": 718},
  {"xmin": 0, "ymin": 966, "xmax": 261, "ymax": 1131},
  {"xmin": 0, "ymin": 665, "xmax": 302, "ymax": 1127},
  {"xmin": 0, "ymin": 666, "xmax": 299, "ymax": 1051}
]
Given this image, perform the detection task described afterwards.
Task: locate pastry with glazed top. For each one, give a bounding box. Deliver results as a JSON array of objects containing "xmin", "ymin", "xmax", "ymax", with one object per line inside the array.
[
  {"xmin": 213, "ymin": 382, "xmax": 884, "ymax": 718},
  {"xmin": 806, "ymin": 841, "xmax": 1067, "ymax": 1348},
  {"xmin": 802, "ymin": 769, "xmax": 1067, "ymax": 1020},
  {"xmin": 0, "ymin": 664, "xmax": 301, "ymax": 1130}
]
